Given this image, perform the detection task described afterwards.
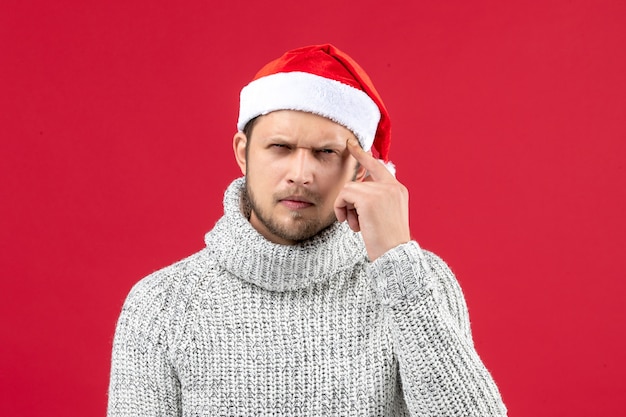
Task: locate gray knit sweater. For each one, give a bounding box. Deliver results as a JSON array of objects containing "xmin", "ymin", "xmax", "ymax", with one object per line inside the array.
[{"xmin": 107, "ymin": 178, "xmax": 507, "ymax": 416}]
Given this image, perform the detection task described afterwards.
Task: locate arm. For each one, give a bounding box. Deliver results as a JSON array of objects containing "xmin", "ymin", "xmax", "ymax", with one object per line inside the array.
[
  {"xmin": 107, "ymin": 276, "xmax": 182, "ymax": 417},
  {"xmin": 335, "ymin": 139, "xmax": 505, "ymax": 415},
  {"xmin": 369, "ymin": 242, "xmax": 507, "ymax": 416}
]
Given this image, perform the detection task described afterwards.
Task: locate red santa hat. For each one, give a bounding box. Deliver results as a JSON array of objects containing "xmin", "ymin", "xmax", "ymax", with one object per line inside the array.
[{"xmin": 237, "ymin": 44, "xmax": 393, "ymax": 171}]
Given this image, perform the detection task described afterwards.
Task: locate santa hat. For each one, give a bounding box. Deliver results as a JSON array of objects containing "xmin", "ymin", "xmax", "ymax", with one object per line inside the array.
[{"xmin": 237, "ymin": 44, "xmax": 394, "ymax": 172}]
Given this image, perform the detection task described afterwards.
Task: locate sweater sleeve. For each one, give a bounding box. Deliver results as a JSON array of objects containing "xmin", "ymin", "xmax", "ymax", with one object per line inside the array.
[
  {"xmin": 368, "ymin": 242, "xmax": 507, "ymax": 416},
  {"xmin": 107, "ymin": 275, "xmax": 182, "ymax": 417}
]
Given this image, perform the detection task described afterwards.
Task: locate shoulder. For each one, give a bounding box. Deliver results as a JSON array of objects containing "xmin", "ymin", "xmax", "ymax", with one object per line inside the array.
[
  {"xmin": 369, "ymin": 243, "xmax": 473, "ymax": 337},
  {"xmin": 116, "ymin": 249, "xmax": 217, "ymax": 339},
  {"xmin": 420, "ymin": 248, "xmax": 473, "ymax": 340},
  {"xmin": 368, "ymin": 242, "xmax": 453, "ymax": 291},
  {"xmin": 420, "ymin": 249, "xmax": 459, "ymax": 291}
]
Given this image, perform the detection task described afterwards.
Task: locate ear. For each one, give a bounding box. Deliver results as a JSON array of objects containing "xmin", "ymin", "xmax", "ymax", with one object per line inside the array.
[{"xmin": 233, "ymin": 131, "xmax": 248, "ymax": 175}]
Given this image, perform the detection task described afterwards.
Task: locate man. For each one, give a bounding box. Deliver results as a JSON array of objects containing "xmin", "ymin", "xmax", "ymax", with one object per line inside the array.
[{"xmin": 107, "ymin": 44, "xmax": 507, "ymax": 416}]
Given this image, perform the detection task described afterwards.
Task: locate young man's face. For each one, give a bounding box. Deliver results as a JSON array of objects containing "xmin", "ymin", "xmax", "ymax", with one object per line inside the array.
[{"xmin": 233, "ymin": 110, "xmax": 366, "ymax": 245}]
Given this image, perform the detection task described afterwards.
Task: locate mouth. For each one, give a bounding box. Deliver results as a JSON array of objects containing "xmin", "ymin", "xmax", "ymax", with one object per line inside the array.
[{"xmin": 279, "ymin": 195, "xmax": 315, "ymax": 210}]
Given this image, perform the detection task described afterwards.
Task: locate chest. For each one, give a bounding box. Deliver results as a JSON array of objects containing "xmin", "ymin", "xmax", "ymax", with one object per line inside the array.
[{"xmin": 172, "ymin": 272, "xmax": 401, "ymax": 415}]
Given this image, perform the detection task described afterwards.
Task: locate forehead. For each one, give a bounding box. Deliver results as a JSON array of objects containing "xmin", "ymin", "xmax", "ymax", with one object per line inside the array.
[{"xmin": 251, "ymin": 110, "xmax": 356, "ymax": 145}]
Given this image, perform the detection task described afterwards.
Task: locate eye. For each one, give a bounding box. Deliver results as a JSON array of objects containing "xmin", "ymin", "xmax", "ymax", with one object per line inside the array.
[
  {"xmin": 317, "ymin": 148, "xmax": 336, "ymax": 155},
  {"xmin": 270, "ymin": 143, "xmax": 289, "ymax": 150}
]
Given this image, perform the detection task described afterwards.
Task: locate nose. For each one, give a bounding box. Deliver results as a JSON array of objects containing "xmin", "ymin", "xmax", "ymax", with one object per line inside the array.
[{"xmin": 286, "ymin": 148, "xmax": 314, "ymax": 185}]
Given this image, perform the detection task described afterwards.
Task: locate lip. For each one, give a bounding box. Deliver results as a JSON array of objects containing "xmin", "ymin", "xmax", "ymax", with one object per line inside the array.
[
  {"xmin": 281, "ymin": 195, "xmax": 312, "ymax": 203},
  {"xmin": 279, "ymin": 195, "xmax": 314, "ymax": 210}
]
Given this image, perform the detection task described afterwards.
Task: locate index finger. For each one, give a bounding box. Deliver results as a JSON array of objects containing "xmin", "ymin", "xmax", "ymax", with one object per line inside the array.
[{"xmin": 346, "ymin": 137, "xmax": 394, "ymax": 181}]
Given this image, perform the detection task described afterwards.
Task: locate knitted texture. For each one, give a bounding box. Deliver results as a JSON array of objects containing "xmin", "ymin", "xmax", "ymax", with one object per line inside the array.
[{"xmin": 107, "ymin": 178, "xmax": 507, "ymax": 416}]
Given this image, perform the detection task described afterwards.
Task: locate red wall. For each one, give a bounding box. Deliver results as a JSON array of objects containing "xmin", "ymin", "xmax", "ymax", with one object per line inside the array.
[{"xmin": 1, "ymin": 1, "xmax": 624, "ymax": 415}]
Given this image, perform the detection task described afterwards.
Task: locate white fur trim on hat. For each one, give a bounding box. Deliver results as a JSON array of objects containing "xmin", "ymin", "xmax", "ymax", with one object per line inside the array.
[{"xmin": 238, "ymin": 71, "xmax": 381, "ymax": 151}]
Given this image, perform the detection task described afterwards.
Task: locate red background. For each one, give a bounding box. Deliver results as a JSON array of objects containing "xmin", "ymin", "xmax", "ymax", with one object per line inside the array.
[{"xmin": 1, "ymin": 1, "xmax": 625, "ymax": 415}]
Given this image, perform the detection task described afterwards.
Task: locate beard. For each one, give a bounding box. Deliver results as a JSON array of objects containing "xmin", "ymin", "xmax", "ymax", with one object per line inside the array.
[{"xmin": 243, "ymin": 179, "xmax": 337, "ymax": 243}]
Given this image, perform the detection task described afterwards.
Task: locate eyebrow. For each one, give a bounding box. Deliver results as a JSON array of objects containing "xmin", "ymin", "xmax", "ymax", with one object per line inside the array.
[
  {"xmin": 264, "ymin": 137, "xmax": 347, "ymax": 149},
  {"xmin": 314, "ymin": 138, "xmax": 352, "ymax": 149},
  {"xmin": 313, "ymin": 143, "xmax": 344, "ymax": 150}
]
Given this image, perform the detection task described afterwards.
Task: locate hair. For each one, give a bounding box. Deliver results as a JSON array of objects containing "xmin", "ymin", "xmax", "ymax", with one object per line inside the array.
[
  {"xmin": 243, "ymin": 116, "xmax": 259, "ymax": 141},
  {"xmin": 242, "ymin": 116, "xmax": 259, "ymax": 161}
]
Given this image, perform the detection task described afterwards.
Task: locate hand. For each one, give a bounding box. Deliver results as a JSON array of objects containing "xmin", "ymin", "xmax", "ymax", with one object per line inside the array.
[{"xmin": 334, "ymin": 138, "xmax": 411, "ymax": 261}]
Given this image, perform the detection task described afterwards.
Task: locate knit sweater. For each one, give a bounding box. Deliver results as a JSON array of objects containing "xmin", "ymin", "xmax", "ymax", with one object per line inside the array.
[{"xmin": 107, "ymin": 177, "xmax": 507, "ymax": 416}]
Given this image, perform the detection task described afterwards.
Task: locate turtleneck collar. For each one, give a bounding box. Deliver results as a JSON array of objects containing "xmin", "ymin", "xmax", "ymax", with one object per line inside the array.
[{"xmin": 204, "ymin": 177, "xmax": 367, "ymax": 292}]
